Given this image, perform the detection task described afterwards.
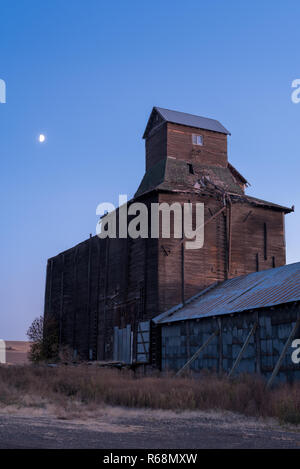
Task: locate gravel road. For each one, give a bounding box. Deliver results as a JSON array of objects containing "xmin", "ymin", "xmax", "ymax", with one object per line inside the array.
[{"xmin": 0, "ymin": 408, "xmax": 299, "ymax": 449}]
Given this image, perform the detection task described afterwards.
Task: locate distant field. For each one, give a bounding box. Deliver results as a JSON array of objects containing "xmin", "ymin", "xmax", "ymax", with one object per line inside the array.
[{"xmin": 5, "ymin": 341, "xmax": 30, "ymax": 365}]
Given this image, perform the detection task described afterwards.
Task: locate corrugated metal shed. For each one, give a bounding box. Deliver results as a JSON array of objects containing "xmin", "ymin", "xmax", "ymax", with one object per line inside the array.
[
  {"xmin": 154, "ymin": 262, "xmax": 300, "ymax": 324},
  {"xmin": 143, "ymin": 107, "xmax": 231, "ymax": 138}
]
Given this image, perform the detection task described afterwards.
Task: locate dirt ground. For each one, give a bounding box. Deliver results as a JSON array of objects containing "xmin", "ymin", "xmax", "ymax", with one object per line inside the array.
[{"xmin": 0, "ymin": 406, "xmax": 299, "ymax": 449}]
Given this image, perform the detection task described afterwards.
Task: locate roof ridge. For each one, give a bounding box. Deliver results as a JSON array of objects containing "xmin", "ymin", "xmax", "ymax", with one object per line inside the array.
[{"xmin": 155, "ymin": 106, "xmax": 223, "ymax": 124}]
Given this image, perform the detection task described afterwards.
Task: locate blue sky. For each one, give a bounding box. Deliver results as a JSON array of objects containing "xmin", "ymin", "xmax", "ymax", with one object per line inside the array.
[{"xmin": 1, "ymin": 0, "xmax": 300, "ymax": 339}]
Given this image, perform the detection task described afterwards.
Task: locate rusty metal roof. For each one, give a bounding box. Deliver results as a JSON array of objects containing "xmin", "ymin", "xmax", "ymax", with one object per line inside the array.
[{"xmin": 154, "ymin": 262, "xmax": 300, "ymax": 324}]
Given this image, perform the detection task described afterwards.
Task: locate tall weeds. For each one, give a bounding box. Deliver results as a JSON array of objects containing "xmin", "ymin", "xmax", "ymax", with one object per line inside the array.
[{"xmin": 0, "ymin": 365, "xmax": 299, "ymax": 424}]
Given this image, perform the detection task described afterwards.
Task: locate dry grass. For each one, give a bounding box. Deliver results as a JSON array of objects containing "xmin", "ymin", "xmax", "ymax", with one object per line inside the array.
[{"xmin": 0, "ymin": 365, "xmax": 299, "ymax": 425}]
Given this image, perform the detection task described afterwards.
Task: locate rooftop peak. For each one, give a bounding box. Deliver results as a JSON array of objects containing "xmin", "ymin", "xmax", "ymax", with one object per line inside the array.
[{"xmin": 143, "ymin": 106, "xmax": 231, "ymax": 139}]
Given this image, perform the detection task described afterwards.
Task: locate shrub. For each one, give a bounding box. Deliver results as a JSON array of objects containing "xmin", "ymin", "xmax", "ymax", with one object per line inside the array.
[{"xmin": 27, "ymin": 315, "xmax": 59, "ymax": 363}]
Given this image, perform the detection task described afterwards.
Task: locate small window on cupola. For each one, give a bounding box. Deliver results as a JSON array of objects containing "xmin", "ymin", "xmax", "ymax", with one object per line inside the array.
[{"xmin": 192, "ymin": 134, "xmax": 203, "ymax": 145}]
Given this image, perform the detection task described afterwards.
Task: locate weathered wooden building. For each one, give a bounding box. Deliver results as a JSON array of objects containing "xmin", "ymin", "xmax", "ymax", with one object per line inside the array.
[{"xmin": 44, "ymin": 107, "xmax": 294, "ymax": 371}]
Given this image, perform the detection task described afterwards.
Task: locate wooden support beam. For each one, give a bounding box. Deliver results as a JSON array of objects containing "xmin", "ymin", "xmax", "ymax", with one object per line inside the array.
[
  {"xmin": 138, "ymin": 322, "xmax": 148, "ymax": 362},
  {"xmin": 227, "ymin": 201, "xmax": 232, "ymax": 275},
  {"xmin": 243, "ymin": 210, "xmax": 252, "ymax": 223},
  {"xmin": 218, "ymin": 318, "xmax": 223, "ymax": 374},
  {"xmin": 176, "ymin": 329, "xmax": 219, "ymax": 376},
  {"xmin": 196, "ymin": 205, "xmax": 226, "ymax": 235},
  {"xmin": 186, "ymin": 321, "xmax": 191, "ymax": 360},
  {"xmin": 267, "ymin": 318, "xmax": 300, "ymax": 389},
  {"xmin": 228, "ymin": 323, "xmax": 257, "ymax": 377},
  {"xmin": 178, "ymin": 206, "xmax": 226, "ymax": 246},
  {"xmin": 255, "ymin": 312, "xmax": 261, "ymax": 374},
  {"xmin": 175, "ymin": 205, "xmax": 227, "ymax": 258}
]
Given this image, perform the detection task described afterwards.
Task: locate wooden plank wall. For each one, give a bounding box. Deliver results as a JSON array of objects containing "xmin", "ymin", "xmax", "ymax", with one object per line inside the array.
[
  {"xmin": 145, "ymin": 123, "xmax": 167, "ymax": 171},
  {"xmin": 157, "ymin": 192, "xmax": 287, "ymax": 314},
  {"xmin": 44, "ymin": 190, "xmax": 287, "ymax": 363},
  {"xmin": 167, "ymin": 123, "xmax": 228, "ymax": 167},
  {"xmin": 44, "ymin": 193, "xmax": 159, "ymax": 362}
]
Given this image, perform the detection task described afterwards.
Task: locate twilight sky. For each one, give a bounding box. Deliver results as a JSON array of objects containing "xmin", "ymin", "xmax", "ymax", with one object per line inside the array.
[{"xmin": 1, "ymin": 0, "xmax": 300, "ymax": 339}]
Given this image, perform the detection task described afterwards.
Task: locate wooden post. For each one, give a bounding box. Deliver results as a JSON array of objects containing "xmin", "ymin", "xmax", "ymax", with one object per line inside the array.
[
  {"xmin": 138, "ymin": 322, "xmax": 148, "ymax": 362},
  {"xmin": 228, "ymin": 323, "xmax": 257, "ymax": 377},
  {"xmin": 176, "ymin": 329, "xmax": 219, "ymax": 376},
  {"xmin": 186, "ymin": 321, "xmax": 191, "ymax": 360},
  {"xmin": 267, "ymin": 318, "xmax": 300, "ymax": 389},
  {"xmin": 218, "ymin": 317, "xmax": 223, "ymax": 374},
  {"xmin": 255, "ymin": 312, "xmax": 261, "ymax": 374}
]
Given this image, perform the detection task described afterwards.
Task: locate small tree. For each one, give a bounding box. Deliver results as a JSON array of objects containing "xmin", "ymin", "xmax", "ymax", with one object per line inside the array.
[{"xmin": 27, "ymin": 315, "xmax": 59, "ymax": 363}]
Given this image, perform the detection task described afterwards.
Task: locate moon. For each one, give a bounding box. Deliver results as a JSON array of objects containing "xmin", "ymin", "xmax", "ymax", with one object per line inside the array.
[{"xmin": 38, "ymin": 134, "xmax": 46, "ymax": 143}]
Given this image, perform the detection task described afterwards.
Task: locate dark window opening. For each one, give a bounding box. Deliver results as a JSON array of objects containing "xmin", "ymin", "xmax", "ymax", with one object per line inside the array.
[{"xmin": 187, "ymin": 163, "xmax": 194, "ymax": 174}]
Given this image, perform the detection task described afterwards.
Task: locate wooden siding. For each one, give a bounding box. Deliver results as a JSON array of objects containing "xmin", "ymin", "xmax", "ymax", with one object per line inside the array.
[
  {"xmin": 44, "ymin": 191, "xmax": 287, "ymax": 362},
  {"xmin": 157, "ymin": 192, "xmax": 286, "ymax": 314},
  {"xmin": 145, "ymin": 123, "xmax": 167, "ymax": 171},
  {"xmin": 167, "ymin": 123, "xmax": 228, "ymax": 167},
  {"xmin": 44, "ymin": 194, "xmax": 159, "ymax": 362}
]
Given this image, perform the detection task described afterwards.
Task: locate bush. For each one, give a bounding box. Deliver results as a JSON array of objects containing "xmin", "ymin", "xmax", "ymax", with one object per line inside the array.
[{"xmin": 27, "ymin": 316, "xmax": 59, "ymax": 363}]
